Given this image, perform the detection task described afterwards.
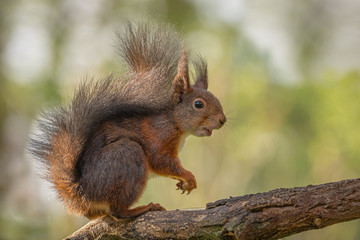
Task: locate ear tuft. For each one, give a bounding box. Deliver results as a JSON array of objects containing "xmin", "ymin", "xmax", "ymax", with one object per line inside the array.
[
  {"xmin": 173, "ymin": 46, "xmax": 191, "ymax": 102},
  {"xmin": 193, "ymin": 55, "xmax": 208, "ymax": 90}
]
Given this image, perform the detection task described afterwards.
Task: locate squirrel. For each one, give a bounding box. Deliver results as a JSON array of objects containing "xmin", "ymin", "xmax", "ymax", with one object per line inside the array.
[{"xmin": 29, "ymin": 21, "xmax": 226, "ymax": 220}]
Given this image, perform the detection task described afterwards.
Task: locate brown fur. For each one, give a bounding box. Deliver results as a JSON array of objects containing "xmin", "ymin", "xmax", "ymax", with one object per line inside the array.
[
  {"xmin": 28, "ymin": 21, "xmax": 226, "ymax": 219},
  {"xmin": 46, "ymin": 130, "xmax": 88, "ymax": 215}
]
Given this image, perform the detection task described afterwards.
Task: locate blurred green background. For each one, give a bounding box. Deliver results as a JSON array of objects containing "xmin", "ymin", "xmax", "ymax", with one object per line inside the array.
[{"xmin": 1, "ymin": 0, "xmax": 360, "ymax": 239}]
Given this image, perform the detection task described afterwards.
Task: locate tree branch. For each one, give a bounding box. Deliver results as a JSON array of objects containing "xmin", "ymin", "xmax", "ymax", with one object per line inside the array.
[{"xmin": 65, "ymin": 178, "xmax": 360, "ymax": 240}]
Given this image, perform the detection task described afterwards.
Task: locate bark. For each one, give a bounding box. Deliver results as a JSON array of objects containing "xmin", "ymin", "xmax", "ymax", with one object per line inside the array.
[{"xmin": 65, "ymin": 178, "xmax": 360, "ymax": 240}]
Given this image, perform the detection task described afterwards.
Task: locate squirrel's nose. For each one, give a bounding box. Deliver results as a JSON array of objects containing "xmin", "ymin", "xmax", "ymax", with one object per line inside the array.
[{"xmin": 219, "ymin": 114, "xmax": 227, "ymax": 126}]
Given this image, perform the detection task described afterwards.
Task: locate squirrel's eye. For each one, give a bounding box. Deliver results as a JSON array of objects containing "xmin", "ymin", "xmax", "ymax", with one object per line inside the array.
[{"xmin": 194, "ymin": 100, "xmax": 204, "ymax": 109}]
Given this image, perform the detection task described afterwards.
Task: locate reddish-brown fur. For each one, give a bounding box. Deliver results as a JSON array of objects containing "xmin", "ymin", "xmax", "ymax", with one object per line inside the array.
[
  {"xmin": 141, "ymin": 116, "xmax": 196, "ymax": 187},
  {"xmin": 29, "ymin": 21, "xmax": 226, "ymax": 220},
  {"xmin": 48, "ymin": 130, "xmax": 88, "ymax": 215}
]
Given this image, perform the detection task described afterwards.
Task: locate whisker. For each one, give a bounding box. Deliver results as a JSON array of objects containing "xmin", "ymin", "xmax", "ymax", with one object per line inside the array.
[
  {"xmin": 225, "ymin": 109, "xmax": 241, "ymax": 115},
  {"xmin": 225, "ymin": 105, "xmax": 242, "ymax": 114},
  {"xmin": 216, "ymin": 88, "xmax": 230, "ymax": 102},
  {"xmin": 226, "ymin": 117, "xmax": 242, "ymax": 121},
  {"xmin": 221, "ymin": 123, "xmax": 235, "ymax": 136},
  {"xmin": 226, "ymin": 121, "xmax": 236, "ymax": 130}
]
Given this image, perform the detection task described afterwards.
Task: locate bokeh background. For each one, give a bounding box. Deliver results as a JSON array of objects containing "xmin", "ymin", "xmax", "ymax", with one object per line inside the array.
[{"xmin": 1, "ymin": 0, "xmax": 360, "ymax": 239}]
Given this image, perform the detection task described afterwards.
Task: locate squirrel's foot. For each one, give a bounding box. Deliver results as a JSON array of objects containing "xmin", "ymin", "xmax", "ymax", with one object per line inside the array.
[
  {"xmin": 109, "ymin": 202, "xmax": 166, "ymax": 220},
  {"xmin": 176, "ymin": 173, "xmax": 197, "ymax": 194},
  {"xmin": 147, "ymin": 202, "xmax": 166, "ymax": 211}
]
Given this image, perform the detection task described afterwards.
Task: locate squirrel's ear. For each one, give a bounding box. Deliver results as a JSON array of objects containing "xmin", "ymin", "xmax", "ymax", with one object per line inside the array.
[
  {"xmin": 193, "ymin": 56, "xmax": 208, "ymax": 90},
  {"xmin": 173, "ymin": 47, "xmax": 191, "ymax": 103}
]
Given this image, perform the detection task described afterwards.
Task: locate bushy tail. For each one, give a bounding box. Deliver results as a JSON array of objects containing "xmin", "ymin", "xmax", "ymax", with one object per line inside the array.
[
  {"xmin": 117, "ymin": 21, "xmax": 182, "ymax": 107},
  {"xmin": 29, "ymin": 77, "xmax": 121, "ymax": 214},
  {"xmin": 28, "ymin": 21, "xmax": 185, "ymax": 214},
  {"xmin": 29, "ymin": 109, "xmax": 86, "ymax": 214}
]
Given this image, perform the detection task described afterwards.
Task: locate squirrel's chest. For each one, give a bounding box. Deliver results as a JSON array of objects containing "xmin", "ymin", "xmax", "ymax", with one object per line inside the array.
[
  {"xmin": 146, "ymin": 132, "xmax": 183, "ymax": 159},
  {"xmin": 141, "ymin": 118, "xmax": 183, "ymax": 159}
]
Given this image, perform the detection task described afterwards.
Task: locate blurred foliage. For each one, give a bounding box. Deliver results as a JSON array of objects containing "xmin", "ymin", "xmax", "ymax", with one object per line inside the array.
[{"xmin": 1, "ymin": 0, "xmax": 360, "ymax": 239}]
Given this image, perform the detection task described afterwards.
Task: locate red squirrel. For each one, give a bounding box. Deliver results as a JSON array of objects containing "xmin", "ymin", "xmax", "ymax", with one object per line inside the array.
[{"xmin": 29, "ymin": 21, "xmax": 226, "ymax": 220}]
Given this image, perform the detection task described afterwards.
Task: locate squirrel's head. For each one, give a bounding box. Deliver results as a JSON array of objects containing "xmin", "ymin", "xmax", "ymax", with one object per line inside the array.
[{"xmin": 172, "ymin": 50, "xmax": 226, "ymax": 137}]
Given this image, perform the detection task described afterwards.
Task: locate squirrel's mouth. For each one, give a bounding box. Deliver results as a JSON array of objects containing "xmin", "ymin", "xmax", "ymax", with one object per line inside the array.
[
  {"xmin": 202, "ymin": 127, "xmax": 213, "ymax": 136},
  {"xmin": 194, "ymin": 126, "xmax": 216, "ymax": 137}
]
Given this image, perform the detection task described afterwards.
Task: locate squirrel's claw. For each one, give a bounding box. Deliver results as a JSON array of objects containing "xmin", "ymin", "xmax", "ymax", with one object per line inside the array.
[
  {"xmin": 176, "ymin": 180, "xmax": 184, "ymax": 190},
  {"xmin": 175, "ymin": 175, "xmax": 197, "ymax": 195},
  {"xmin": 176, "ymin": 180, "xmax": 194, "ymax": 195},
  {"xmin": 176, "ymin": 180, "xmax": 187, "ymax": 194}
]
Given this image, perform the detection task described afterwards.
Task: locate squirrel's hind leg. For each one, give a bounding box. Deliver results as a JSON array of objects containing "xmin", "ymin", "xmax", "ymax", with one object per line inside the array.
[
  {"xmin": 80, "ymin": 139, "xmax": 165, "ymax": 219},
  {"xmin": 88, "ymin": 139, "xmax": 165, "ymax": 219},
  {"xmin": 107, "ymin": 140, "xmax": 166, "ymax": 219}
]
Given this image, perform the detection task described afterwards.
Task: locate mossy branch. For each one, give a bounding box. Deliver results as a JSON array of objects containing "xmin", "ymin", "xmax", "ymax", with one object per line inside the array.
[{"xmin": 65, "ymin": 178, "xmax": 360, "ymax": 240}]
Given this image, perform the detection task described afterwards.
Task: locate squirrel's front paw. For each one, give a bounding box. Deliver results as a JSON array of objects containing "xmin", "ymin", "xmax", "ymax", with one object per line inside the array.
[{"xmin": 176, "ymin": 173, "xmax": 197, "ymax": 194}]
